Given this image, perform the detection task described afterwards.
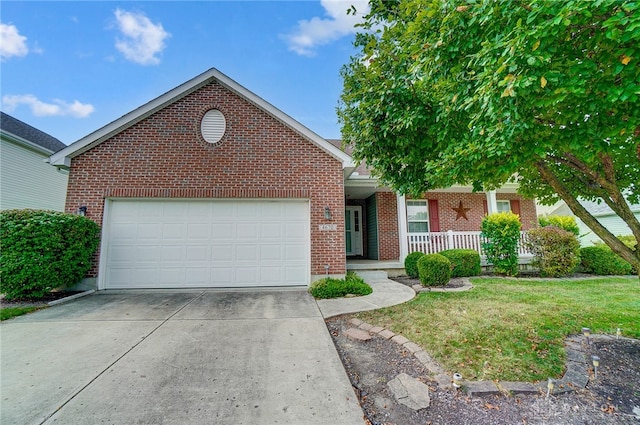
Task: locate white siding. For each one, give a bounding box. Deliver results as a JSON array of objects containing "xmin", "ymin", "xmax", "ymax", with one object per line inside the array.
[
  {"xmin": 0, "ymin": 139, "xmax": 68, "ymax": 211},
  {"xmin": 577, "ymin": 212, "xmax": 640, "ymax": 246}
]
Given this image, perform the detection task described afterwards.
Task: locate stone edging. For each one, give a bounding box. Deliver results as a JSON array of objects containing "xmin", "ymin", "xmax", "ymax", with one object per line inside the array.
[
  {"xmin": 411, "ymin": 278, "xmax": 474, "ymax": 293},
  {"xmin": 345, "ymin": 317, "xmax": 619, "ymax": 398}
]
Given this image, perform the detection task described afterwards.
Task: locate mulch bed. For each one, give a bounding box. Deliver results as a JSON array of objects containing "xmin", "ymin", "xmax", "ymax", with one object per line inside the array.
[
  {"xmin": 327, "ymin": 316, "xmax": 640, "ymax": 425},
  {"xmin": 1, "ymin": 291, "xmax": 84, "ymax": 309}
]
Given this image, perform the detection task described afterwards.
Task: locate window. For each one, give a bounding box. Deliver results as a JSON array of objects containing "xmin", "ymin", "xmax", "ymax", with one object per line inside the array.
[
  {"xmin": 407, "ymin": 200, "xmax": 429, "ymax": 233},
  {"xmin": 496, "ymin": 200, "xmax": 511, "ymax": 213}
]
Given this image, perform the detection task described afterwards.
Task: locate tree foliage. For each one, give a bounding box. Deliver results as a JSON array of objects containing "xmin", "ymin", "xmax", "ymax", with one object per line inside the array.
[{"xmin": 338, "ymin": 0, "xmax": 640, "ymax": 274}]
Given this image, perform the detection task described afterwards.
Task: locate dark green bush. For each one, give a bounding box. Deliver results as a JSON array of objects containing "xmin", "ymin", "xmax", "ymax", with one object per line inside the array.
[
  {"xmin": 417, "ymin": 254, "xmax": 451, "ymax": 286},
  {"xmin": 525, "ymin": 226, "xmax": 580, "ymax": 277},
  {"xmin": 309, "ymin": 271, "xmax": 372, "ymax": 299},
  {"xmin": 538, "ymin": 215, "xmax": 580, "ymax": 236},
  {"xmin": 580, "ymin": 245, "xmax": 633, "ymax": 275},
  {"xmin": 481, "ymin": 212, "xmax": 522, "ymax": 276},
  {"xmin": 439, "ymin": 249, "xmax": 481, "ymax": 277},
  {"xmin": 404, "ymin": 251, "xmax": 425, "ymax": 278},
  {"xmin": 0, "ymin": 209, "xmax": 101, "ymax": 300}
]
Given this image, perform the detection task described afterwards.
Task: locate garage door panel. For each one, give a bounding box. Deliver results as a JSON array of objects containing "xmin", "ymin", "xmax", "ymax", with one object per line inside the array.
[
  {"xmin": 236, "ymin": 223, "xmax": 258, "ymax": 239},
  {"xmin": 104, "ymin": 200, "xmax": 309, "ymax": 289}
]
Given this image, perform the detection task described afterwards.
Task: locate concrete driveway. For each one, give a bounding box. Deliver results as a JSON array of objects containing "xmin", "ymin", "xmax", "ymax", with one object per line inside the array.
[{"xmin": 1, "ymin": 289, "xmax": 364, "ymax": 425}]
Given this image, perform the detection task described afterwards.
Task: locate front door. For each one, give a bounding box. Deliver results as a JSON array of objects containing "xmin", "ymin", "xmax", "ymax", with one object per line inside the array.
[{"xmin": 345, "ymin": 206, "xmax": 363, "ymax": 256}]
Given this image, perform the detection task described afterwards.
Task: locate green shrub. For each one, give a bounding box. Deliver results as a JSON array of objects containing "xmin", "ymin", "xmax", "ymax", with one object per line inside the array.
[
  {"xmin": 580, "ymin": 246, "xmax": 633, "ymax": 275},
  {"xmin": 417, "ymin": 254, "xmax": 451, "ymax": 286},
  {"xmin": 481, "ymin": 212, "xmax": 522, "ymax": 276},
  {"xmin": 404, "ymin": 251, "xmax": 425, "ymax": 278},
  {"xmin": 538, "ymin": 215, "xmax": 580, "ymax": 236},
  {"xmin": 525, "ymin": 226, "xmax": 580, "ymax": 277},
  {"xmin": 309, "ymin": 271, "xmax": 372, "ymax": 299},
  {"xmin": 0, "ymin": 209, "xmax": 101, "ymax": 300},
  {"xmin": 439, "ymin": 249, "xmax": 481, "ymax": 277}
]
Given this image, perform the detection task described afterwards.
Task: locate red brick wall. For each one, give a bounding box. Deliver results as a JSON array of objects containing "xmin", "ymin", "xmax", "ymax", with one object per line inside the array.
[
  {"xmin": 65, "ymin": 81, "xmax": 346, "ymax": 278},
  {"xmin": 376, "ymin": 192, "xmax": 400, "ymax": 261},
  {"xmin": 409, "ymin": 192, "xmax": 537, "ymax": 231}
]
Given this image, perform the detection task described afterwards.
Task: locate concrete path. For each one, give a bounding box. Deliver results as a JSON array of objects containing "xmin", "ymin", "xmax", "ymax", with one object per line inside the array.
[
  {"xmin": 0, "ymin": 289, "xmax": 364, "ymax": 425},
  {"xmin": 316, "ymin": 271, "xmax": 416, "ymax": 318}
]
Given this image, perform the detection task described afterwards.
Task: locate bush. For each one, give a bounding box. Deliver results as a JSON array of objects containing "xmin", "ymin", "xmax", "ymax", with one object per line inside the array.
[
  {"xmin": 538, "ymin": 215, "xmax": 580, "ymax": 236},
  {"xmin": 309, "ymin": 271, "xmax": 373, "ymax": 299},
  {"xmin": 580, "ymin": 245, "xmax": 633, "ymax": 275},
  {"xmin": 417, "ymin": 254, "xmax": 451, "ymax": 286},
  {"xmin": 525, "ymin": 226, "xmax": 580, "ymax": 277},
  {"xmin": 0, "ymin": 209, "xmax": 101, "ymax": 300},
  {"xmin": 439, "ymin": 249, "xmax": 481, "ymax": 277},
  {"xmin": 481, "ymin": 212, "xmax": 522, "ymax": 276},
  {"xmin": 404, "ymin": 251, "xmax": 425, "ymax": 278}
]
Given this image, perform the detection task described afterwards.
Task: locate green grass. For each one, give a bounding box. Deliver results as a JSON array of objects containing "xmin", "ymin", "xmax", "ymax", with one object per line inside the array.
[
  {"xmin": 356, "ymin": 277, "xmax": 640, "ymax": 383},
  {"xmin": 0, "ymin": 306, "xmax": 42, "ymax": 321}
]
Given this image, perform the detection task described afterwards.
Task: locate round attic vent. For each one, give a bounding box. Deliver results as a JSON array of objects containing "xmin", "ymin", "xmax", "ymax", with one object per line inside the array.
[{"xmin": 201, "ymin": 109, "xmax": 226, "ymax": 144}]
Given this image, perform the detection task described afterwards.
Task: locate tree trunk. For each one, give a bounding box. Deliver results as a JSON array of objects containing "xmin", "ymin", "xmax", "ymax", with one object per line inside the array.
[{"xmin": 535, "ymin": 162, "xmax": 640, "ymax": 279}]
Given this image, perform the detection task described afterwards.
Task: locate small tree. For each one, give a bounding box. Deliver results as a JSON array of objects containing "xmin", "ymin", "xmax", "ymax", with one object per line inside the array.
[{"xmin": 481, "ymin": 212, "xmax": 522, "ymax": 276}]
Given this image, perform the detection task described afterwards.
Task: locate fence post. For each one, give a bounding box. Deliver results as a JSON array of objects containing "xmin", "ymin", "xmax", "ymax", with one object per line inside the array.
[{"xmin": 446, "ymin": 230, "xmax": 453, "ymax": 250}]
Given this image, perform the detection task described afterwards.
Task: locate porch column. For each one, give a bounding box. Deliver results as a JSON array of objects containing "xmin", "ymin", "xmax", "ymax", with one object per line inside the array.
[
  {"xmin": 397, "ymin": 193, "xmax": 409, "ymax": 262},
  {"xmin": 486, "ymin": 190, "xmax": 498, "ymax": 214}
]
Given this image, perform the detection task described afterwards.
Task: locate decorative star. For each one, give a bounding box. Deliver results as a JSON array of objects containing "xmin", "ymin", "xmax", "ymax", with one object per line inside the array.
[{"xmin": 452, "ymin": 201, "xmax": 471, "ymax": 221}]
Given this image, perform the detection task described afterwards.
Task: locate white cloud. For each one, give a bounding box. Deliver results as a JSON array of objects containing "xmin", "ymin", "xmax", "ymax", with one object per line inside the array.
[
  {"xmin": 283, "ymin": 0, "xmax": 369, "ymax": 56},
  {"xmin": 0, "ymin": 23, "xmax": 29, "ymax": 60},
  {"xmin": 2, "ymin": 94, "xmax": 95, "ymax": 118},
  {"xmin": 113, "ymin": 9, "xmax": 170, "ymax": 65}
]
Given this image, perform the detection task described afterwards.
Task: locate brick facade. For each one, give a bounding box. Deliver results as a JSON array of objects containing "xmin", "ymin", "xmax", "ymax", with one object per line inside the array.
[
  {"xmin": 65, "ymin": 81, "xmax": 346, "ymax": 279},
  {"xmin": 376, "ymin": 192, "xmax": 400, "ymax": 261},
  {"xmin": 414, "ymin": 192, "xmax": 538, "ymax": 232}
]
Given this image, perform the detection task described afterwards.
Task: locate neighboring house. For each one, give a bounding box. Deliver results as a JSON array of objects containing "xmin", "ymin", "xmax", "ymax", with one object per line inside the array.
[
  {"xmin": 49, "ymin": 68, "xmax": 537, "ymax": 290},
  {"xmin": 1, "ymin": 112, "xmax": 68, "ymax": 211},
  {"xmin": 545, "ymin": 199, "xmax": 640, "ymax": 246}
]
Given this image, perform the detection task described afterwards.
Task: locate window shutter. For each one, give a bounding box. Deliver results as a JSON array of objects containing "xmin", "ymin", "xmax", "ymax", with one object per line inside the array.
[
  {"xmin": 483, "ymin": 200, "xmax": 488, "ymax": 215},
  {"xmin": 428, "ymin": 199, "xmax": 440, "ymax": 232},
  {"xmin": 510, "ymin": 200, "xmax": 521, "ymax": 220}
]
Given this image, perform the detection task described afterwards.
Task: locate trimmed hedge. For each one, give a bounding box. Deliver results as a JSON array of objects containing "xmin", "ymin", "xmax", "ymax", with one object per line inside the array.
[
  {"xmin": 309, "ymin": 271, "xmax": 372, "ymax": 299},
  {"xmin": 580, "ymin": 245, "xmax": 633, "ymax": 275},
  {"xmin": 417, "ymin": 253, "xmax": 451, "ymax": 286},
  {"xmin": 0, "ymin": 209, "xmax": 101, "ymax": 300},
  {"xmin": 439, "ymin": 249, "xmax": 481, "ymax": 277},
  {"xmin": 525, "ymin": 226, "xmax": 580, "ymax": 277},
  {"xmin": 481, "ymin": 212, "xmax": 522, "ymax": 276},
  {"xmin": 404, "ymin": 251, "xmax": 425, "ymax": 278}
]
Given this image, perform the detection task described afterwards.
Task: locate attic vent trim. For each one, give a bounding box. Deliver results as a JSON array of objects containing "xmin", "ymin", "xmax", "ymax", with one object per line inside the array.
[{"xmin": 201, "ymin": 109, "xmax": 226, "ymax": 144}]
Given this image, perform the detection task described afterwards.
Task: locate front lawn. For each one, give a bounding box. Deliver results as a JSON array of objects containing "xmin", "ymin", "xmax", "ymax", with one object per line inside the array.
[{"xmin": 355, "ymin": 277, "xmax": 640, "ymax": 383}]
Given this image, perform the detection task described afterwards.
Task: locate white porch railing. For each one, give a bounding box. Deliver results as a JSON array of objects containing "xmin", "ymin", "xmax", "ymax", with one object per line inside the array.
[{"xmin": 408, "ymin": 231, "xmax": 532, "ymax": 257}]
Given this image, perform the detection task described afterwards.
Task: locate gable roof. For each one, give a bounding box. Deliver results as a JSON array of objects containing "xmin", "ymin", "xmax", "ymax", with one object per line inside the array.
[
  {"xmin": 48, "ymin": 68, "xmax": 354, "ymax": 175},
  {"xmin": 1, "ymin": 112, "xmax": 66, "ymax": 154}
]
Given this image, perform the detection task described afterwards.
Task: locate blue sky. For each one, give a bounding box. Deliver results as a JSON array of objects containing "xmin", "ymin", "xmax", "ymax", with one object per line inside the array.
[{"xmin": 1, "ymin": 1, "xmax": 369, "ymax": 145}]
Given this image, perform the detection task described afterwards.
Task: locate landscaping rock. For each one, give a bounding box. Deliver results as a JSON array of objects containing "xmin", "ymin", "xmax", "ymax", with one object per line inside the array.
[
  {"xmin": 344, "ymin": 327, "xmax": 372, "ymax": 342},
  {"xmin": 387, "ymin": 373, "xmax": 430, "ymax": 410},
  {"xmin": 465, "ymin": 380, "xmax": 501, "ymax": 397},
  {"xmin": 499, "ymin": 381, "xmax": 540, "ymax": 395}
]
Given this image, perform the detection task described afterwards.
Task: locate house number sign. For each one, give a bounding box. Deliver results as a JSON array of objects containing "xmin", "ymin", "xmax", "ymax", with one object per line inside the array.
[{"xmin": 318, "ymin": 224, "xmax": 338, "ymax": 231}]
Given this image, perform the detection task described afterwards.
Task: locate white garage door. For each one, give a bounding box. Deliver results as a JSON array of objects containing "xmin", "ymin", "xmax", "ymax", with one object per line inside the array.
[{"xmin": 101, "ymin": 199, "xmax": 310, "ymax": 289}]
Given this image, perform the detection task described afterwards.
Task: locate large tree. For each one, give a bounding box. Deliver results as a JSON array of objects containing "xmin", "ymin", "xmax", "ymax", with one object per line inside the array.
[{"xmin": 339, "ymin": 0, "xmax": 640, "ymax": 274}]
